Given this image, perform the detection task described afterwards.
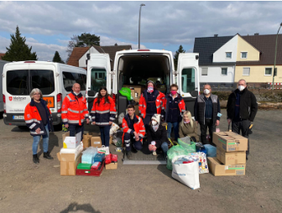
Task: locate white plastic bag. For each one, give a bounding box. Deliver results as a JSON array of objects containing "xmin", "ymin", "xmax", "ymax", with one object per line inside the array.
[
  {"xmin": 97, "ymin": 145, "xmax": 110, "ymax": 155},
  {"xmin": 171, "ymin": 155, "xmax": 200, "ymax": 190}
]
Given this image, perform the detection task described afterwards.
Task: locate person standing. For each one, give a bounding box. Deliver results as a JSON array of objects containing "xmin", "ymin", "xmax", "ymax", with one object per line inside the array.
[
  {"xmin": 146, "ymin": 114, "xmax": 169, "ymax": 157},
  {"xmin": 163, "ymin": 84, "xmax": 186, "ymax": 141},
  {"xmin": 24, "ymin": 88, "xmax": 54, "ymax": 164},
  {"xmin": 194, "ymin": 84, "xmax": 220, "ymax": 145},
  {"xmin": 91, "ymin": 87, "xmax": 116, "ymax": 147},
  {"xmin": 179, "ymin": 111, "xmax": 199, "ymax": 142},
  {"xmin": 62, "ymin": 83, "xmax": 90, "ymax": 140},
  {"xmin": 122, "ymin": 105, "xmax": 146, "ymax": 159},
  {"xmin": 227, "ymin": 79, "xmax": 258, "ymax": 159},
  {"xmin": 139, "ymin": 80, "xmax": 165, "ymax": 127}
]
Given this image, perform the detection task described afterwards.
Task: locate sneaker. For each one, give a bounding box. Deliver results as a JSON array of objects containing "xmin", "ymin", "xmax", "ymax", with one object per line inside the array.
[
  {"xmin": 152, "ymin": 151, "xmax": 157, "ymax": 156},
  {"xmin": 126, "ymin": 151, "xmax": 133, "ymax": 160}
]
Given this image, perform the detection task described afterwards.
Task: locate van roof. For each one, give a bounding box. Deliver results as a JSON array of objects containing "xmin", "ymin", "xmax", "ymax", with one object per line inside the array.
[{"xmin": 115, "ymin": 49, "xmax": 173, "ymax": 55}]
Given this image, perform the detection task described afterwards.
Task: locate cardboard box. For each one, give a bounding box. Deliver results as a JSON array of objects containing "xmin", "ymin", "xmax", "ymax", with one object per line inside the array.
[
  {"xmin": 105, "ymin": 162, "xmax": 118, "ymax": 170},
  {"xmin": 57, "ymin": 153, "xmax": 82, "ymax": 176},
  {"xmin": 62, "ymin": 132, "xmax": 81, "ymax": 149},
  {"xmin": 208, "ymin": 157, "xmax": 246, "ymax": 176},
  {"xmin": 213, "ymin": 131, "xmax": 248, "ymax": 152},
  {"xmin": 123, "ymin": 85, "xmax": 143, "ymax": 103},
  {"xmin": 217, "ymin": 149, "xmax": 246, "ymax": 165},
  {"xmin": 91, "ymin": 136, "xmax": 102, "ymax": 148},
  {"xmin": 134, "ymin": 105, "xmax": 139, "ymax": 116},
  {"xmin": 109, "ymin": 136, "xmax": 113, "ymax": 145},
  {"xmin": 83, "ymin": 133, "xmax": 92, "ymax": 148}
]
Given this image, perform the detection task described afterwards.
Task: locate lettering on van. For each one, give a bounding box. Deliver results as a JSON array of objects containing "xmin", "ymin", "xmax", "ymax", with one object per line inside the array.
[{"xmin": 9, "ymin": 97, "xmax": 27, "ymax": 101}]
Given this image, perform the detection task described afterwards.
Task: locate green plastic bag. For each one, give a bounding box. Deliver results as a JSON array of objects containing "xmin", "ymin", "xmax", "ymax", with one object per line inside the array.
[
  {"xmin": 166, "ymin": 145, "xmax": 189, "ymax": 170},
  {"xmin": 119, "ymin": 87, "xmax": 133, "ymax": 101},
  {"xmin": 178, "ymin": 137, "xmax": 196, "ymax": 153}
]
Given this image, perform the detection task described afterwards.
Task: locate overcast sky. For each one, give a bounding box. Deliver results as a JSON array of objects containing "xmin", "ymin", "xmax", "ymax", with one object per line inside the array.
[{"xmin": 0, "ymin": 1, "xmax": 281, "ymax": 62}]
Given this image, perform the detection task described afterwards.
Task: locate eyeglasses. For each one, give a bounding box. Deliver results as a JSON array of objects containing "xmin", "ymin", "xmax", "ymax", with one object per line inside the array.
[{"xmin": 34, "ymin": 93, "xmax": 41, "ymax": 96}]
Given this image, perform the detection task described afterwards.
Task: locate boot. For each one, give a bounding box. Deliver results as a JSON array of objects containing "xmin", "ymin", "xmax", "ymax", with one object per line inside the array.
[
  {"xmin": 33, "ymin": 154, "xmax": 39, "ymax": 164},
  {"xmin": 43, "ymin": 151, "xmax": 54, "ymax": 160},
  {"xmin": 126, "ymin": 151, "xmax": 133, "ymax": 160}
]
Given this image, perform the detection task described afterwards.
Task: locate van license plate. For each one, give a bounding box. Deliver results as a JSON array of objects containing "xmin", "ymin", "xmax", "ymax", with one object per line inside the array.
[{"xmin": 13, "ymin": 115, "xmax": 24, "ymax": 120}]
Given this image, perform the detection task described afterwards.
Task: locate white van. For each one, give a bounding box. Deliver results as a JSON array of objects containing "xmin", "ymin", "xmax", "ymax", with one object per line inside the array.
[
  {"xmin": 2, "ymin": 61, "xmax": 87, "ymax": 126},
  {"xmin": 86, "ymin": 49, "xmax": 199, "ymax": 123},
  {"xmin": 0, "ymin": 60, "xmax": 8, "ymax": 113}
]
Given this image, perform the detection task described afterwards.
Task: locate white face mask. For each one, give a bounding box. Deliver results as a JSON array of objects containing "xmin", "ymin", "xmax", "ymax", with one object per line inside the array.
[
  {"xmin": 238, "ymin": 85, "xmax": 245, "ymax": 91},
  {"xmin": 74, "ymin": 91, "xmax": 79, "ymax": 95},
  {"xmin": 152, "ymin": 120, "xmax": 158, "ymax": 126},
  {"xmin": 204, "ymin": 89, "xmax": 210, "ymax": 95}
]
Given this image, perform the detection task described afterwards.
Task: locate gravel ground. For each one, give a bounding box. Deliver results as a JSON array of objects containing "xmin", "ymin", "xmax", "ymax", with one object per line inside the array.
[{"xmin": 0, "ymin": 109, "xmax": 281, "ymax": 213}]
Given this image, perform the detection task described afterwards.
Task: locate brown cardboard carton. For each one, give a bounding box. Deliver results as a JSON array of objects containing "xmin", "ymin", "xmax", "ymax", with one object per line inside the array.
[
  {"xmin": 105, "ymin": 162, "xmax": 118, "ymax": 170},
  {"xmin": 213, "ymin": 131, "xmax": 248, "ymax": 152},
  {"xmin": 134, "ymin": 105, "xmax": 139, "ymax": 116},
  {"xmin": 83, "ymin": 133, "xmax": 92, "ymax": 148},
  {"xmin": 91, "ymin": 136, "xmax": 102, "ymax": 148},
  {"xmin": 217, "ymin": 149, "xmax": 246, "ymax": 165},
  {"xmin": 208, "ymin": 157, "xmax": 246, "ymax": 176},
  {"xmin": 57, "ymin": 152, "xmax": 81, "ymax": 176}
]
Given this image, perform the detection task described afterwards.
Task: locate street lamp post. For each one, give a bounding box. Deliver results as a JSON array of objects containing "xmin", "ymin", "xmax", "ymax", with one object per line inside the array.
[
  {"xmin": 272, "ymin": 22, "xmax": 282, "ymax": 90},
  {"xmin": 138, "ymin": 4, "xmax": 145, "ymax": 49}
]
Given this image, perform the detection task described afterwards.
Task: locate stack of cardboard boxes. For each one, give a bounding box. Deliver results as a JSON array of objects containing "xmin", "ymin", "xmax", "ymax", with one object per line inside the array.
[
  {"xmin": 208, "ymin": 131, "xmax": 248, "ymax": 176},
  {"xmin": 123, "ymin": 85, "xmax": 143, "ymax": 115}
]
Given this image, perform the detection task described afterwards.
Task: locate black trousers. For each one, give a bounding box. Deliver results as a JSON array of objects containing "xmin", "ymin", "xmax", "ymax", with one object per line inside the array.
[
  {"xmin": 200, "ymin": 119, "xmax": 215, "ymax": 145},
  {"xmin": 232, "ymin": 119, "xmax": 250, "ymax": 156}
]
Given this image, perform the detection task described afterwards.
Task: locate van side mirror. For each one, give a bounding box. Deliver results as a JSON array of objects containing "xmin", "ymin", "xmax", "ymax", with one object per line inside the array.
[
  {"xmin": 191, "ymin": 91, "xmax": 199, "ymax": 97},
  {"xmin": 88, "ymin": 90, "xmax": 96, "ymax": 96}
]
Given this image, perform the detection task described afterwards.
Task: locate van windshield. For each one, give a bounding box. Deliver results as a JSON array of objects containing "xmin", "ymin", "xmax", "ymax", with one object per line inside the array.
[{"xmin": 7, "ymin": 70, "xmax": 54, "ymax": 95}]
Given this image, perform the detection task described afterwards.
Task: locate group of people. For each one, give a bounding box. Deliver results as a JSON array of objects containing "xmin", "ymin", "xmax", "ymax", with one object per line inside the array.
[{"xmin": 24, "ymin": 78, "xmax": 257, "ymax": 163}]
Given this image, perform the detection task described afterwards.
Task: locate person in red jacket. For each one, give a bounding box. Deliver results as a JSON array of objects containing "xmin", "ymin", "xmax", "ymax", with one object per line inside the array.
[
  {"xmin": 24, "ymin": 88, "xmax": 54, "ymax": 164},
  {"xmin": 139, "ymin": 80, "xmax": 165, "ymax": 127},
  {"xmin": 62, "ymin": 83, "xmax": 90, "ymax": 140},
  {"xmin": 122, "ymin": 105, "xmax": 146, "ymax": 159},
  {"xmin": 163, "ymin": 84, "xmax": 186, "ymax": 141},
  {"xmin": 91, "ymin": 87, "xmax": 116, "ymax": 147}
]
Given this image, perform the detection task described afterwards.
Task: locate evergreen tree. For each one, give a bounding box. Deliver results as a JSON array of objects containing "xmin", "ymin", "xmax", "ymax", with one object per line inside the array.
[
  {"xmin": 52, "ymin": 51, "xmax": 64, "ymax": 63},
  {"xmin": 2, "ymin": 26, "xmax": 37, "ymax": 61},
  {"xmin": 174, "ymin": 45, "xmax": 186, "ymax": 70}
]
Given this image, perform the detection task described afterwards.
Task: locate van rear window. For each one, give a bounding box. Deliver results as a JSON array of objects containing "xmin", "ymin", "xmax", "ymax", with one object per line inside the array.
[
  {"xmin": 63, "ymin": 72, "xmax": 86, "ymax": 91},
  {"xmin": 6, "ymin": 70, "xmax": 55, "ymax": 95},
  {"xmin": 7, "ymin": 70, "xmax": 29, "ymax": 95},
  {"xmin": 91, "ymin": 68, "xmax": 106, "ymax": 92}
]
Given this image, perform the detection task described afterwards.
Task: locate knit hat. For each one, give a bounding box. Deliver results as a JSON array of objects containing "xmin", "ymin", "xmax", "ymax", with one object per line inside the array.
[
  {"xmin": 147, "ymin": 80, "xmax": 155, "ymax": 85},
  {"xmin": 151, "ymin": 114, "xmax": 161, "ymax": 124}
]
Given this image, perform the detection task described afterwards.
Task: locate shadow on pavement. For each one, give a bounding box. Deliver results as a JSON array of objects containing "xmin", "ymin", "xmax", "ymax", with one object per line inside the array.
[
  {"xmin": 11, "ymin": 126, "xmax": 29, "ymax": 132},
  {"xmin": 60, "ymin": 202, "xmax": 101, "ymax": 213},
  {"xmin": 157, "ymin": 164, "xmax": 173, "ymax": 179}
]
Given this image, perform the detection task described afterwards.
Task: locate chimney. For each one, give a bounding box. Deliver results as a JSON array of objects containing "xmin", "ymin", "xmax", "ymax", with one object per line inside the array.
[
  {"xmin": 115, "ymin": 43, "xmax": 118, "ymax": 46},
  {"xmin": 214, "ymin": 34, "xmax": 218, "ymax": 37},
  {"xmin": 254, "ymin": 33, "xmax": 259, "ymax": 36}
]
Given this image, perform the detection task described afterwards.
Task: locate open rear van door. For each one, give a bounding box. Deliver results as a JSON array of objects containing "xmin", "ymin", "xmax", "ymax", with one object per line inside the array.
[
  {"xmin": 86, "ymin": 54, "xmax": 111, "ymax": 112},
  {"xmin": 177, "ymin": 53, "xmax": 200, "ymax": 115}
]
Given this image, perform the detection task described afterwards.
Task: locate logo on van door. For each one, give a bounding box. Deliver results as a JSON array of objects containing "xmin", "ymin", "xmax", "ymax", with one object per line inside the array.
[
  {"xmin": 13, "ymin": 97, "xmax": 27, "ymax": 101},
  {"xmin": 9, "ymin": 97, "xmax": 12, "ymax": 101}
]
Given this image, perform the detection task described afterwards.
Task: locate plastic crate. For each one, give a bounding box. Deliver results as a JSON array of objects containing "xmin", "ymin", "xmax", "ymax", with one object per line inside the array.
[{"xmin": 76, "ymin": 160, "xmax": 105, "ymax": 176}]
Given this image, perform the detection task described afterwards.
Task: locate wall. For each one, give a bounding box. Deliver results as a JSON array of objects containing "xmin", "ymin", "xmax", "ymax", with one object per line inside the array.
[
  {"xmin": 236, "ymin": 36, "xmax": 260, "ymax": 61},
  {"xmin": 78, "ymin": 47, "xmax": 100, "ymax": 68},
  {"xmin": 199, "ymin": 66, "xmax": 235, "ymax": 83},
  {"xmin": 235, "ymin": 65, "xmax": 282, "ymax": 83},
  {"xmin": 213, "ymin": 35, "xmax": 238, "ymax": 63}
]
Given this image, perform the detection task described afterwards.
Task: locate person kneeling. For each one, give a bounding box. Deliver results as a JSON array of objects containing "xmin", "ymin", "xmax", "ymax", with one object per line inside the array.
[
  {"xmin": 147, "ymin": 114, "xmax": 169, "ymax": 157},
  {"xmin": 179, "ymin": 111, "xmax": 200, "ymax": 142},
  {"xmin": 122, "ymin": 105, "xmax": 146, "ymax": 159}
]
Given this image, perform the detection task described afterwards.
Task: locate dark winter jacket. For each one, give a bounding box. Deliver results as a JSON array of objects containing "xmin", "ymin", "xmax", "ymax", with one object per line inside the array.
[
  {"xmin": 194, "ymin": 94, "xmax": 220, "ymax": 125},
  {"xmin": 227, "ymin": 88, "xmax": 258, "ymax": 122},
  {"xmin": 146, "ymin": 123, "xmax": 169, "ymax": 148}
]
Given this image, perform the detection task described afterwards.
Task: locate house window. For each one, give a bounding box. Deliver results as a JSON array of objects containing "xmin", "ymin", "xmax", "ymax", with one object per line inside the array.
[
  {"xmin": 226, "ymin": 52, "xmax": 232, "ymax": 58},
  {"xmin": 202, "ymin": 67, "xmax": 208, "ymax": 76},
  {"xmin": 221, "ymin": 68, "xmax": 227, "ymax": 75},
  {"xmin": 241, "ymin": 52, "xmax": 247, "ymax": 58},
  {"xmin": 243, "ymin": 67, "xmax": 250, "ymax": 76},
  {"xmin": 265, "ymin": 68, "xmax": 272, "ymax": 76}
]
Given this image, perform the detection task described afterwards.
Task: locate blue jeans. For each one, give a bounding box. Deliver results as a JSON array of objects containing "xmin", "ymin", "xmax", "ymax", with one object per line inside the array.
[
  {"xmin": 32, "ymin": 125, "xmax": 49, "ymax": 154},
  {"xmin": 161, "ymin": 142, "xmax": 169, "ymax": 155},
  {"xmin": 99, "ymin": 125, "xmax": 111, "ymax": 146},
  {"xmin": 69, "ymin": 124, "xmax": 84, "ymax": 141},
  {"xmin": 167, "ymin": 122, "xmax": 179, "ymax": 141}
]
